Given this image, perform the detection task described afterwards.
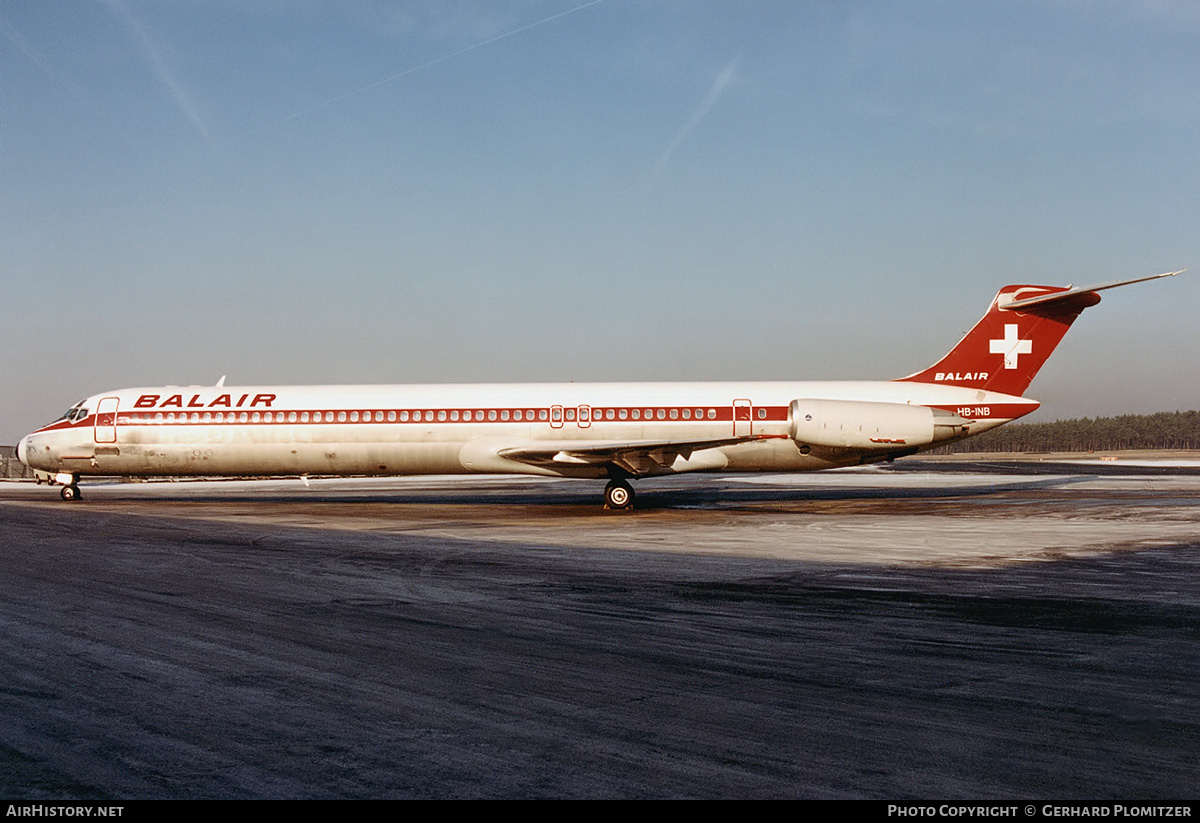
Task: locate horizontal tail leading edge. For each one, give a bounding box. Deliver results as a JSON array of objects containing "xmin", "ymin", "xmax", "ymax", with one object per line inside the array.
[{"xmin": 17, "ymin": 270, "xmax": 1181, "ymax": 507}]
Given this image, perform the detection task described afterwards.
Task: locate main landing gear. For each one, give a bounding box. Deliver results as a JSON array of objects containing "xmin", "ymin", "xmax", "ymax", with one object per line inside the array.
[{"xmin": 603, "ymin": 478, "xmax": 634, "ymax": 510}]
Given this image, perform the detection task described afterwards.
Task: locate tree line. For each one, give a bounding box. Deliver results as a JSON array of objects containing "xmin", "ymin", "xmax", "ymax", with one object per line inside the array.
[{"xmin": 939, "ymin": 410, "xmax": 1200, "ymax": 453}]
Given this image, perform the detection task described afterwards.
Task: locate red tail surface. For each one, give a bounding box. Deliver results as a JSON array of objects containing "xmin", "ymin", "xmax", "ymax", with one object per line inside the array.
[{"xmin": 899, "ymin": 284, "xmax": 1101, "ymax": 397}]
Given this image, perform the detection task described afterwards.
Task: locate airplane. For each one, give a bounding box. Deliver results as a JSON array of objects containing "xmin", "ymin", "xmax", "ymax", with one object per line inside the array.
[{"xmin": 16, "ymin": 270, "xmax": 1181, "ymax": 508}]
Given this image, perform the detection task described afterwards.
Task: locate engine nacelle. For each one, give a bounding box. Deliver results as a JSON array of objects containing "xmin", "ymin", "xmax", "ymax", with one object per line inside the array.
[{"xmin": 789, "ymin": 399, "xmax": 968, "ymax": 450}]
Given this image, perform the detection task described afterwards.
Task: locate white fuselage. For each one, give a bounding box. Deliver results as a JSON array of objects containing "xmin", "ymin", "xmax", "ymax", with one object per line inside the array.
[{"xmin": 17, "ymin": 380, "xmax": 1037, "ymax": 480}]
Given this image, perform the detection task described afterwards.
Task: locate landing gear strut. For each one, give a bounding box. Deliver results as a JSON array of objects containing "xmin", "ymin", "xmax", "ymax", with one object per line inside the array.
[{"xmin": 604, "ymin": 478, "xmax": 634, "ymax": 510}]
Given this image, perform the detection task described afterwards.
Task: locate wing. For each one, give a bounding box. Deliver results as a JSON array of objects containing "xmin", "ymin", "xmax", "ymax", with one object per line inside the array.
[{"xmin": 497, "ymin": 435, "xmax": 766, "ymax": 476}]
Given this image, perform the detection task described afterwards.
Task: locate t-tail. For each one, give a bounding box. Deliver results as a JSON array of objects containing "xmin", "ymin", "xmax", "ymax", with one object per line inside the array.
[{"xmin": 898, "ymin": 270, "xmax": 1184, "ymax": 397}]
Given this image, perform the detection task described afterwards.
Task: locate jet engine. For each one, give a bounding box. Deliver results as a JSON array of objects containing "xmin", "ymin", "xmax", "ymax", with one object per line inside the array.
[{"xmin": 789, "ymin": 399, "xmax": 970, "ymax": 450}]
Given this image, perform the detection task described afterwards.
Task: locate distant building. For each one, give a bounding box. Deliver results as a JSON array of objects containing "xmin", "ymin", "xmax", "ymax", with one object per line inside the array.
[{"xmin": 0, "ymin": 445, "xmax": 34, "ymax": 479}]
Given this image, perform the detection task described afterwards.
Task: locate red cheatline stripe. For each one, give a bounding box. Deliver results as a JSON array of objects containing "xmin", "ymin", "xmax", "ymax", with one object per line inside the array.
[
  {"xmin": 92, "ymin": 405, "xmax": 791, "ymax": 426},
  {"xmin": 40, "ymin": 403, "xmax": 1033, "ymax": 431}
]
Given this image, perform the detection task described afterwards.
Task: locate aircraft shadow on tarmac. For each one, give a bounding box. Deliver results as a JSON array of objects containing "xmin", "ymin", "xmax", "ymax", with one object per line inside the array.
[{"xmin": 56, "ymin": 471, "xmax": 1101, "ymax": 511}]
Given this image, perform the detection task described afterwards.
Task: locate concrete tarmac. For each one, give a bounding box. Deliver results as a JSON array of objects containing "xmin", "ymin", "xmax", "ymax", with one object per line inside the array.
[{"xmin": 1, "ymin": 463, "xmax": 1199, "ymax": 798}]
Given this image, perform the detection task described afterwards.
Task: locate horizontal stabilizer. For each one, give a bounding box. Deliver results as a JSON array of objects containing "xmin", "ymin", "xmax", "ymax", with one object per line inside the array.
[{"xmin": 999, "ymin": 270, "xmax": 1184, "ymax": 311}]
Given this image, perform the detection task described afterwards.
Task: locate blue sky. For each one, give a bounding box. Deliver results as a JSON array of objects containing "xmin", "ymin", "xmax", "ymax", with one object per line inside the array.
[{"xmin": 2, "ymin": 0, "xmax": 1197, "ymax": 443}]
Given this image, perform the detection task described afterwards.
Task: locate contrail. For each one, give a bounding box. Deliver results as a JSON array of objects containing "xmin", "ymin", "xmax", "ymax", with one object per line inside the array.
[
  {"xmin": 2, "ymin": 11, "xmax": 113, "ymax": 111},
  {"xmin": 228, "ymin": 0, "xmax": 605, "ymax": 146},
  {"xmin": 107, "ymin": 0, "xmax": 213, "ymax": 144},
  {"xmin": 652, "ymin": 58, "xmax": 739, "ymax": 179},
  {"xmin": 0, "ymin": 12, "xmax": 54, "ymax": 78}
]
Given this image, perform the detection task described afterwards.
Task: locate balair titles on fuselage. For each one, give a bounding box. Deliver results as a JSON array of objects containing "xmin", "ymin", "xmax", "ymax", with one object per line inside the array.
[{"xmin": 133, "ymin": 393, "xmax": 278, "ymax": 409}]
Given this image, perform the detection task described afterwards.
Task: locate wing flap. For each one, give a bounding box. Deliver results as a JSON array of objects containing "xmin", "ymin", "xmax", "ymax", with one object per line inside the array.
[{"xmin": 498, "ymin": 435, "xmax": 762, "ymax": 476}]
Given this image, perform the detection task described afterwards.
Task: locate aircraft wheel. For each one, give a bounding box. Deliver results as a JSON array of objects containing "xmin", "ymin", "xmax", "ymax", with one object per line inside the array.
[
  {"xmin": 60, "ymin": 484, "xmax": 81, "ymax": 502},
  {"xmin": 604, "ymin": 479, "xmax": 634, "ymax": 510}
]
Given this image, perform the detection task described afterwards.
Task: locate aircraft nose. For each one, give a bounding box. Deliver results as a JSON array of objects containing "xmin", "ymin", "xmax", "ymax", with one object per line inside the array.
[{"xmin": 16, "ymin": 435, "xmax": 30, "ymax": 467}]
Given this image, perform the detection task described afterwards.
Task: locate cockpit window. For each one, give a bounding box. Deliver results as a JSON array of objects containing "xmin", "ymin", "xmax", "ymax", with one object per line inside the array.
[{"xmin": 54, "ymin": 402, "xmax": 88, "ymax": 424}]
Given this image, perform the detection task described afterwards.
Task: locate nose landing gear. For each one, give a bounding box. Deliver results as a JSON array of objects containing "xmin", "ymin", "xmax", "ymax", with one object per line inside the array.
[{"xmin": 57, "ymin": 473, "xmax": 81, "ymax": 501}]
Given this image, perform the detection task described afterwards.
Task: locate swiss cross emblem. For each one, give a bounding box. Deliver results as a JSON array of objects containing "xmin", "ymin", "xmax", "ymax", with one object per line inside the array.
[{"xmin": 989, "ymin": 324, "xmax": 1032, "ymax": 370}]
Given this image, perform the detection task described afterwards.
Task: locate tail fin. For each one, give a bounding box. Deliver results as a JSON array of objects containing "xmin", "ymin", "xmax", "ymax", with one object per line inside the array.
[{"xmin": 898, "ymin": 271, "xmax": 1182, "ymax": 397}]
